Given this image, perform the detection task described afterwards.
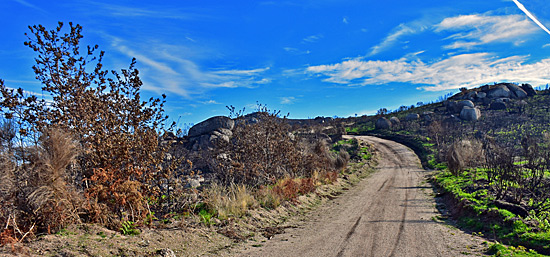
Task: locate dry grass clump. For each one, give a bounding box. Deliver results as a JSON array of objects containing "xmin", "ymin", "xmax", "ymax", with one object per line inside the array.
[
  {"xmin": 25, "ymin": 128, "xmax": 82, "ymax": 233},
  {"xmin": 204, "ymin": 183, "xmax": 256, "ymax": 220},
  {"xmin": 0, "ymin": 127, "xmax": 82, "ymax": 245}
]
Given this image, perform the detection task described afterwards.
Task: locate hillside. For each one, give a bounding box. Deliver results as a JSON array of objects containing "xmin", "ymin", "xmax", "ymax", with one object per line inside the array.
[{"xmin": 342, "ymin": 83, "xmax": 550, "ymax": 255}]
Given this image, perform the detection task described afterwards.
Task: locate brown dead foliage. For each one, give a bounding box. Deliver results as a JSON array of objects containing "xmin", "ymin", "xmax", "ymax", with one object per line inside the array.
[{"xmin": 0, "ymin": 22, "xmax": 185, "ymax": 242}]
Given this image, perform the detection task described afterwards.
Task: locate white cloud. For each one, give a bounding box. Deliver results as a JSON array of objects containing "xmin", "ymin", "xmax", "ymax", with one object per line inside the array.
[
  {"xmin": 435, "ymin": 14, "xmax": 538, "ymax": 49},
  {"xmin": 543, "ymin": 43, "xmax": 550, "ymax": 48},
  {"xmin": 280, "ymin": 96, "xmax": 296, "ymax": 104},
  {"xmin": 283, "ymin": 47, "xmax": 311, "ymax": 55},
  {"xmin": 302, "ymin": 34, "xmax": 323, "ymax": 43},
  {"xmin": 306, "ymin": 53, "xmax": 550, "ymax": 91},
  {"xmin": 284, "ymin": 47, "xmax": 299, "ymax": 52},
  {"xmin": 343, "ymin": 17, "xmax": 349, "ymax": 24},
  {"xmin": 108, "ymin": 36, "xmax": 271, "ymax": 98},
  {"xmin": 202, "ymin": 100, "xmax": 220, "ymax": 104},
  {"xmin": 213, "ymin": 67, "xmax": 270, "ymax": 75},
  {"xmin": 369, "ymin": 21, "xmax": 428, "ymax": 56}
]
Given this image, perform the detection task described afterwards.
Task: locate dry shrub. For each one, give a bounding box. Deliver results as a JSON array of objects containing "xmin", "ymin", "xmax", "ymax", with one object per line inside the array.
[
  {"xmin": 446, "ymin": 138, "xmax": 483, "ymax": 176},
  {"xmin": 85, "ymin": 168, "xmax": 149, "ymax": 228},
  {"xmin": 298, "ymin": 178, "xmax": 316, "ymax": 195},
  {"xmin": 335, "ymin": 150, "xmax": 350, "ymax": 171},
  {"xmin": 204, "ymin": 183, "xmax": 256, "ymax": 220},
  {"xmin": 215, "ymin": 109, "xmax": 302, "ymax": 186},
  {"xmin": 298, "ymin": 139, "xmax": 342, "ymax": 181},
  {"xmin": 272, "ymin": 178, "xmax": 300, "ymax": 202},
  {"xmin": 322, "ymin": 172, "xmax": 339, "ymax": 184}
]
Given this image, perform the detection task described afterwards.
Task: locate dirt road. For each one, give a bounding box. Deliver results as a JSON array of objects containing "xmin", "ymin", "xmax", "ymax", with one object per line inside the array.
[{"xmin": 234, "ymin": 136, "xmax": 488, "ymax": 257}]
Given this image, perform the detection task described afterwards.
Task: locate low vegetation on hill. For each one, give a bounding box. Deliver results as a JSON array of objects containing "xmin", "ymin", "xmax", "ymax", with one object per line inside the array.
[{"xmin": 343, "ymin": 84, "xmax": 550, "ymax": 255}]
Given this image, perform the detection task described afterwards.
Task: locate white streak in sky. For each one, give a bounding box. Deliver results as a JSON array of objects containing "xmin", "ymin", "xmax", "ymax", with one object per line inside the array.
[{"xmin": 512, "ymin": 0, "xmax": 550, "ymax": 36}]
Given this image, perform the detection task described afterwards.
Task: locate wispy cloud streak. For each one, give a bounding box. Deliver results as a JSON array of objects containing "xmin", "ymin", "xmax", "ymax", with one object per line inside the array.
[
  {"xmin": 108, "ymin": 36, "xmax": 271, "ymax": 99},
  {"xmin": 13, "ymin": 0, "xmax": 45, "ymax": 12},
  {"xmin": 436, "ymin": 14, "xmax": 537, "ymax": 49}
]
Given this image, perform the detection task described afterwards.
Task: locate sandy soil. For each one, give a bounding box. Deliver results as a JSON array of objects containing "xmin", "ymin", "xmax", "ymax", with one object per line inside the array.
[{"xmin": 232, "ymin": 136, "xmax": 489, "ymax": 257}]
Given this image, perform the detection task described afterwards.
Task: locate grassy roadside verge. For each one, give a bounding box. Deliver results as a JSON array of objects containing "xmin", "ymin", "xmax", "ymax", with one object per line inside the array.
[{"xmin": 432, "ymin": 170, "xmax": 550, "ymax": 256}]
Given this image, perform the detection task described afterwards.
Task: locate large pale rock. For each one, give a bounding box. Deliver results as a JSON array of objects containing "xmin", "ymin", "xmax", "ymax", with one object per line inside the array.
[
  {"xmin": 389, "ymin": 117, "xmax": 400, "ymax": 126},
  {"xmin": 460, "ymin": 106, "xmax": 481, "ymax": 121},
  {"xmin": 188, "ymin": 116, "xmax": 235, "ymax": 137},
  {"xmin": 458, "ymin": 100, "xmax": 474, "ymax": 110},
  {"xmin": 375, "ymin": 117, "xmax": 392, "ymax": 130},
  {"xmin": 505, "ymin": 84, "xmax": 528, "ymax": 99},
  {"xmin": 487, "ymin": 85, "xmax": 511, "ymax": 99},
  {"xmin": 405, "ymin": 113, "xmax": 420, "ymax": 121},
  {"xmin": 446, "ymin": 100, "xmax": 474, "ymax": 113}
]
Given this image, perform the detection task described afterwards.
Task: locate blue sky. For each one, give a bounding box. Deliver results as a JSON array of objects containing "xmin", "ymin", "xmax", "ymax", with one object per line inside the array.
[{"xmin": 1, "ymin": 0, "xmax": 550, "ymax": 125}]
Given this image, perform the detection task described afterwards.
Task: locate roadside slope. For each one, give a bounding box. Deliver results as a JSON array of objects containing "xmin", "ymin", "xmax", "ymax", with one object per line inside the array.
[{"xmin": 233, "ymin": 136, "xmax": 488, "ymax": 257}]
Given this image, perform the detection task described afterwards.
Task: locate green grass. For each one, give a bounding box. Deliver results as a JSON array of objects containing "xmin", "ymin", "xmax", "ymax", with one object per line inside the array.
[
  {"xmin": 433, "ymin": 170, "xmax": 550, "ymax": 255},
  {"xmin": 488, "ymin": 243, "xmax": 544, "ymax": 256}
]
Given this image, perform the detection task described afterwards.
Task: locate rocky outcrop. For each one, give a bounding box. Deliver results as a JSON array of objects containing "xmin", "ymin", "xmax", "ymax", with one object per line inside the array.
[
  {"xmin": 452, "ymin": 83, "xmax": 536, "ymax": 103},
  {"xmin": 422, "ymin": 111, "xmax": 434, "ymax": 122},
  {"xmin": 487, "ymin": 85, "xmax": 511, "ymax": 99},
  {"xmin": 375, "ymin": 117, "xmax": 392, "ymax": 130},
  {"xmin": 188, "ymin": 116, "xmax": 235, "ymax": 150},
  {"xmin": 446, "ymin": 100, "xmax": 475, "ymax": 113},
  {"xmin": 505, "ymin": 84, "xmax": 528, "ymax": 99},
  {"xmin": 188, "ymin": 116, "xmax": 234, "ymax": 137},
  {"xmin": 460, "ymin": 106, "xmax": 481, "ymax": 121}
]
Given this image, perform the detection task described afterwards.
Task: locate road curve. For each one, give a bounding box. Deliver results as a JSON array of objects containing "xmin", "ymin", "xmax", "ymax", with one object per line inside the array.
[{"xmin": 234, "ymin": 136, "xmax": 488, "ymax": 257}]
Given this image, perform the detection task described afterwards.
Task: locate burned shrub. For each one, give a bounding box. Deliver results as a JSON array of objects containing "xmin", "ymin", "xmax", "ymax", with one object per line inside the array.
[
  {"xmin": 211, "ymin": 105, "xmax": 345, "ymax": 188},
  {"xmin": 446, "ymin": 139, "xmax": 483, "ymax": 176},
  {"xmin": 214, "ymin": 110, "xmax": 302, "ymax": 186}
]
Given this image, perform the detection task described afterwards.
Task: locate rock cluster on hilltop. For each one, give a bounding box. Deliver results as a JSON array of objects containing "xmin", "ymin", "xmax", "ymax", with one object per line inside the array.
[
  {"xmin": 453, "ymin": 83, "xmax": 535, "ymax": 102},
  {"xmin": 444, "ymin": 83, "xmax": 537, "ymax": 121},
  {"xmin": 445, "ymin": 100, "xmax": 482, "ymax": 121}
]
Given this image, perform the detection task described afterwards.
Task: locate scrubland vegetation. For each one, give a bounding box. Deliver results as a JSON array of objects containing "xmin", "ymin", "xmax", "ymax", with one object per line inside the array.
[
  {"xmin": 345, "ymin": 86, "xmax": 550, "ymax": 255},
  {"xmin": 0, "ymin": 23, "xmax": 367, "ymax": 254}
]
